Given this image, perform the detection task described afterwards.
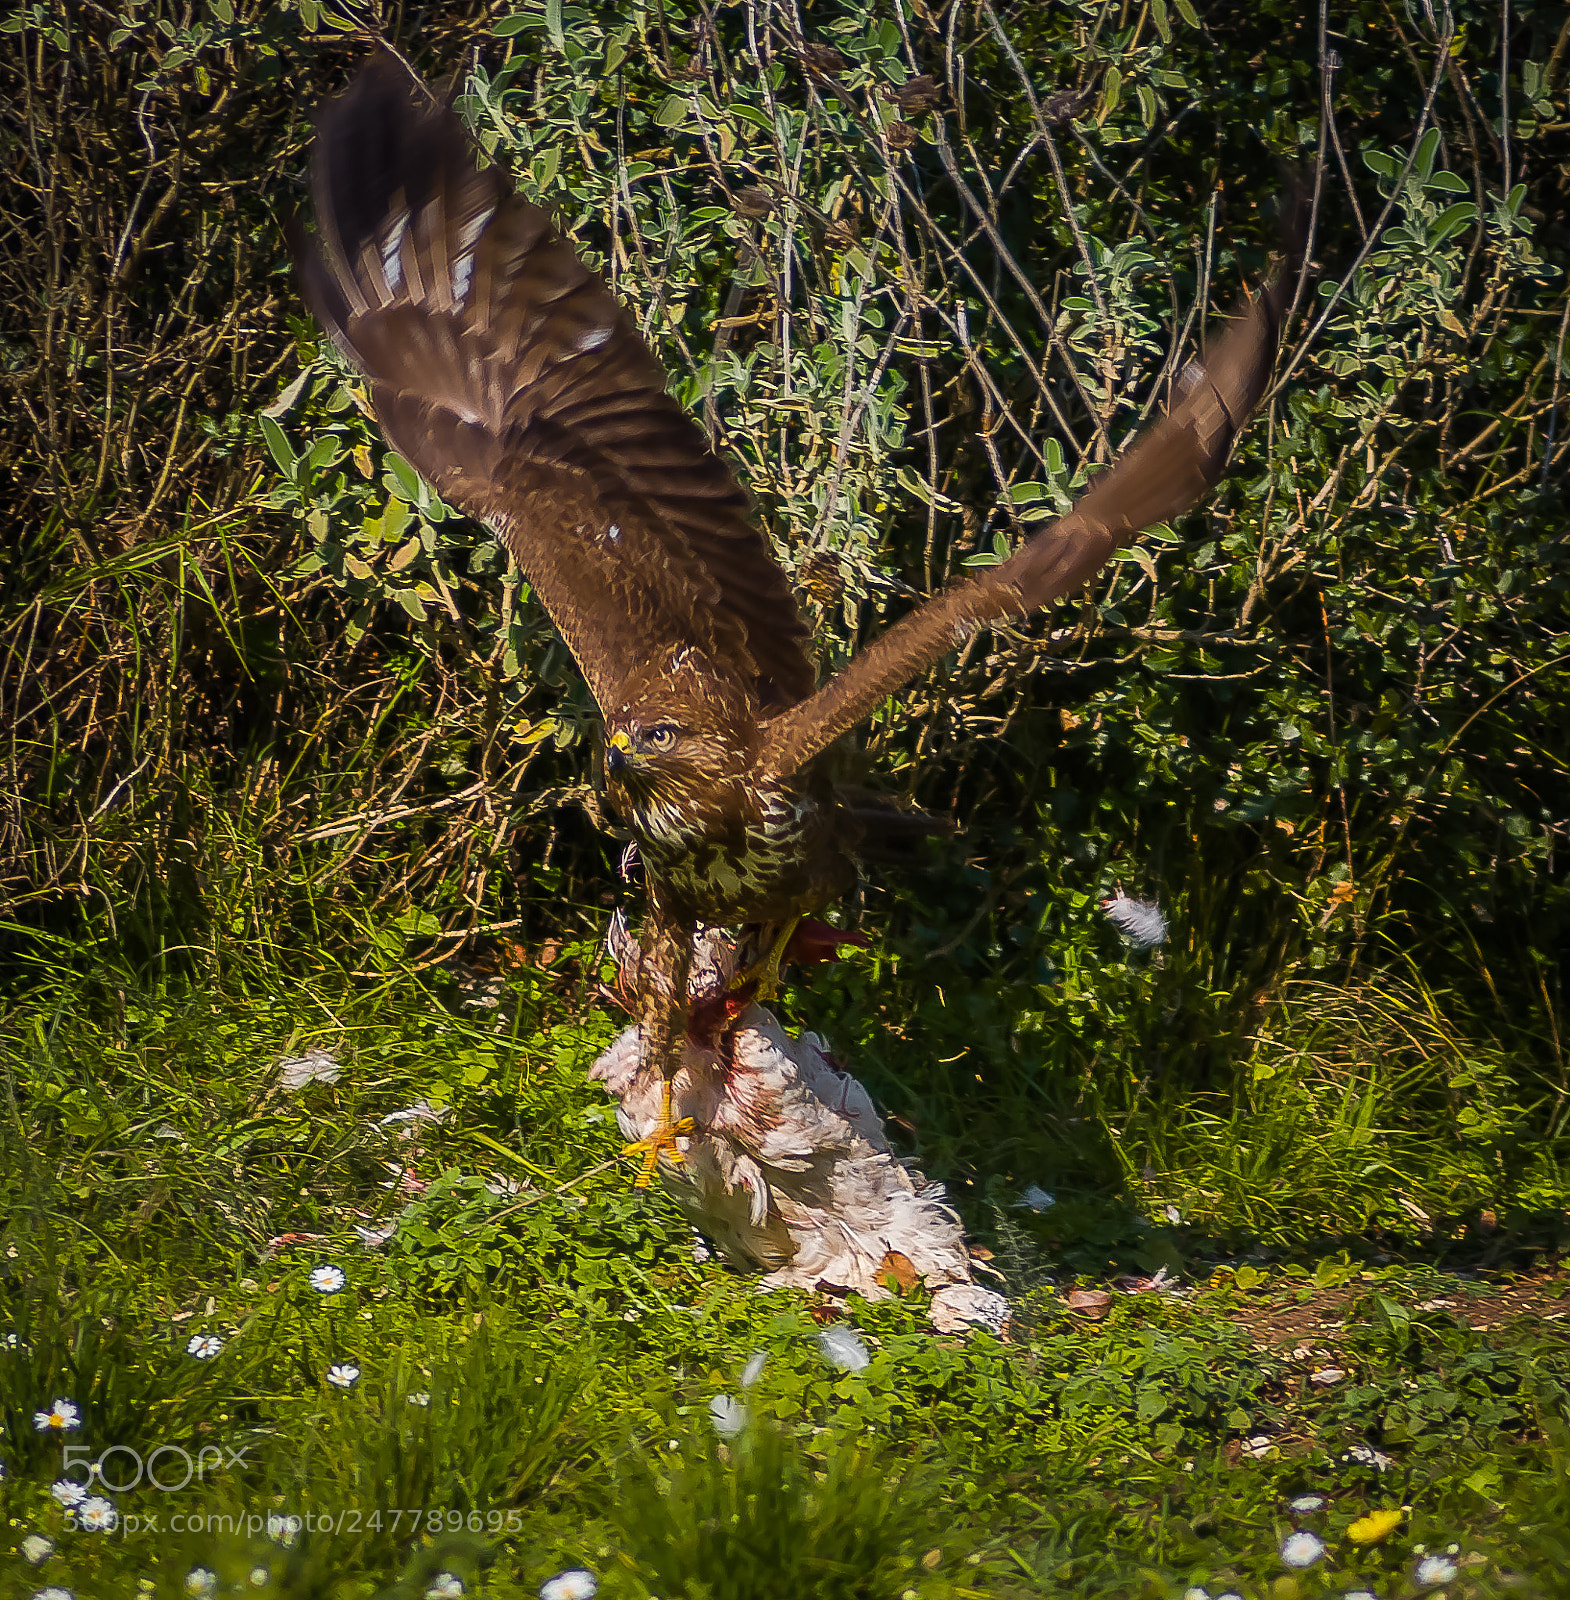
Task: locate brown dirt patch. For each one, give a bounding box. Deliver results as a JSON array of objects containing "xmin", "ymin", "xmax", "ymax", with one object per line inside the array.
[{"xmin": 1225, "ymin": 1270, "xmax": 1570, "ymax": 1351}]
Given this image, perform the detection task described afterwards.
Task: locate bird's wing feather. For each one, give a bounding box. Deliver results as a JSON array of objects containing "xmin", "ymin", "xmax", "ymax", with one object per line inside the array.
[
  {"xmin": 758, "ymin": 232, "xmax": 1301, "ymax": 780},
  {"xmin": 296, "ymin": 53, "xmax": 814, "ymax": 714}
]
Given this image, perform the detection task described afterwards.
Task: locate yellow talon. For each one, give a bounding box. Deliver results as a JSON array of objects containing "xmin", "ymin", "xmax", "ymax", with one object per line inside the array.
[
  {"xmin": 731, "ymin": 915, "xmax": 802, "ymax": 1004},
  {"xmin": 623, "ymin": 1080, "xmax": 695, "ymax": 1187}
]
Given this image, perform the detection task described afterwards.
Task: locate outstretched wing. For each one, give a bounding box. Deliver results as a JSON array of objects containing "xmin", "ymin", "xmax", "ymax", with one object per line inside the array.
[
  {"xmin": 295, "ymin": 52, "xmax": 815, "ymax": 715},
  {"xmin": 759, "ymin": 216, "xmax": 1303, "ymax": 780}
]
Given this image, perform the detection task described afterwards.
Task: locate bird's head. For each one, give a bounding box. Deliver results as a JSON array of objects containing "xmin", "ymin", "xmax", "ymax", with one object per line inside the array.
[
  {"xmin": 603, "ymin": 693, "xmax": 752, "ymax": 821},
  {"xmin": 603, "ymin": 718, "xmax": 689, "ymax": 790}
]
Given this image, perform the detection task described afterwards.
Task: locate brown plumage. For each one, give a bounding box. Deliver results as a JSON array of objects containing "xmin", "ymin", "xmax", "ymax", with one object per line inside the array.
[{"xmin": 296, "ymin": 54, "xmax": 1301, "ymax": 1174}]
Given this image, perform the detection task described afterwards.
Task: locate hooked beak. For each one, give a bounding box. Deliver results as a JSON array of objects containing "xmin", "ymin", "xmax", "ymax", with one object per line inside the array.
[{"xmin": 606, "ymin": 729, "xmax": 631, "ymax": 777}]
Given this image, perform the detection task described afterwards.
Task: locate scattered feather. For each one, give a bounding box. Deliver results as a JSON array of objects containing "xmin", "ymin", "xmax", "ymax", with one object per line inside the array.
[
  {"xmin": 817, "ymin": 1324, "xmax": 870, "ymax": 1372},
  {"xmin": 708, "ymin": 1394, "xmax": 747, "ymax": 1438},
  {"xmin": 1100, "ymin": 893, "xmax": 1168, "ymax": 948},
  {"xmin": 278, "ymin": 1048, "xmax": 341, "ymax": 1091},
  {"xmin": 379, "ymin": 1100, "xmax": 446, "ymax": 1127}
]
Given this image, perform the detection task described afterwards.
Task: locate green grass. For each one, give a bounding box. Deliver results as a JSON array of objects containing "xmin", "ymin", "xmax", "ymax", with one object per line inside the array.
[{"xmin": 1, "ymin": 929, "xmax": 1567, "ymax": 1600}]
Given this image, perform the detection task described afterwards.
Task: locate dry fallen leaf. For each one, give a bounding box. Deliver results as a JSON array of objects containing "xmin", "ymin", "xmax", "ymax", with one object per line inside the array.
[
  {"xmin": 1066, "ymin": 1288, "xmax": 1113, "ymax": 1320},
  {"xmin": 877, "ymin": 1250, "xmax": 918, "ymax": 1294}
]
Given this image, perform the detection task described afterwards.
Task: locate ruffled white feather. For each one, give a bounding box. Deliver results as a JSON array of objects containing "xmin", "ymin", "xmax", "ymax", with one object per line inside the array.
[{"xmin": 590, "ymin": 927, "xmax": 1009, "ymax": 1334}]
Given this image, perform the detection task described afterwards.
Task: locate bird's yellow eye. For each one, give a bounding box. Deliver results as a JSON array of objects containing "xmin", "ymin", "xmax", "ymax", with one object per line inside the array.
[{"xmin": 646, "ymin": 724, "xmax": 677, "ymax": 750}]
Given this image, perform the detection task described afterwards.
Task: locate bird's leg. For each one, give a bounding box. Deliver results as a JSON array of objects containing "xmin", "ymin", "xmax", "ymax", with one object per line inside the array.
[
  {"xmin": 621, "ymin": 889, "xmax": 696, "ymax": 1188},
  {"xmin": 731, "ymin": 914, "xmax": 803, "ymax": 1004}
]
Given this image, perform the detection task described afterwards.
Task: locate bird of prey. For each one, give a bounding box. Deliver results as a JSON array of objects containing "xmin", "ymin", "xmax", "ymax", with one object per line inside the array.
[{"xmin": 296, "ymin": 53, "xmax": 1299, "ymax": 1181}]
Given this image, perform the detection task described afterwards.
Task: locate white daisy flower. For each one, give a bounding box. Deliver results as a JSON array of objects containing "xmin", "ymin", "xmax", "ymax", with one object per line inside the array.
[
  {"xmin": 76, "ymin": 1496, "xmax": 117, "ymax": 1532},
  {"xmin": 1101, "ymin": 893, "xmax": 1168, "ymax": 947},
  {"xmin": 186, "ymin": 1334, "xmax": 224, "ymax": 1360},
  {"xmin": 1014, "ymin": 1185, "xmax": 1056, "ymax": 1211},
  {"xmin": 50, "ymin": 1480, "xmax": 87, "ymax": 1507},
  {"xmin": 1184, "ymin": 1589, "xmax": 1209, "ymax": 1600},
  {"xmin": 278, "ymin": 1048, "xmax": 341, "ymax": 1090},
  {"xmin": 817, "ymin": 1324, "xmax": 870, "ymax": 1372},
  {"xmin": 539, "ymin": 1572, "xmax": 598, "ymax": 1600},
  {"xmin": 1288, "ymin": 1494, "xmax": 1326, "ymax": 1512},
  {"xmin": 424, "ymin": 1575, "xmax": 464, "ymax": 1599},
  {"xmin": 326, "ymin": 1363, "xmax": 360, "ymax": 1389},
  {"xmin": 32, "ymin": 1399, "xmax": 80, "ymax": 1432},
  {"xmin": 1416, "ymin": 1555, "xmax": 1459, "ymax": 1585},
  {"xmin": 31, "ymin": 1588, "xmax": 73, "ymax": 1600},
  {"xmin": 407, "ymin": 1391, "xmax": 431, "ymax": 1406},
  {"xmin": 1281, "ymin": 1531, "xmax": 1325, "ymax": 1568},
  {"xmin": 379, "ymin": 1100, "xmax": 446, "ymax": 1127},
  {"xmin": 20, "ymin": 1533, "xmax": 54, "ymax": 1563},
  {"xmin": 709, "ymin": 1394, "xmax": 747, "ymax": 1439},
  {"xmin": 310, "ymin": 1264, "xmax": 347, "ymax": 1294},
  {"xmin": 741, "ymin": 1351, "xmax": 768, "ymax": 1388},
  {"xmin": 186, "ymin": 1569, "xmax": 218, "ymax": 1597}
]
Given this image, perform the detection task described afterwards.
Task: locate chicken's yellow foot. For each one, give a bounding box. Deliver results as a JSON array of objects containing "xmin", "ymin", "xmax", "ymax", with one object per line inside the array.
[
  {"xmin": 732, "ymin": 915, "xmax": 803, "ymax": 1003},
  {"xmin": 623, "ymin": 1079, "xmax": 695, "ymax": 1188}
]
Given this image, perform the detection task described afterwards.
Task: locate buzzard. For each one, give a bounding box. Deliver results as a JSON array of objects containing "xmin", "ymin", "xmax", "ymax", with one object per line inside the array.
[{"xmin": 297, "ymin": 54, "xmax": 1299, "ymax": 1180}]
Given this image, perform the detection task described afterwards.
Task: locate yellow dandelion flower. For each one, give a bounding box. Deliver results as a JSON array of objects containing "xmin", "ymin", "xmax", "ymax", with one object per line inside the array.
[{"xmin": 1347, "ymin": 1506, "xmax": 1405, "ymax": 1545}]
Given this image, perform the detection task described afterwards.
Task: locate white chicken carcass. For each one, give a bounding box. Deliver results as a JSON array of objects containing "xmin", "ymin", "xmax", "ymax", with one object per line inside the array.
[{"xmin": 590, "ymin": 918, "xmax": 1009, "ymax": 1335}]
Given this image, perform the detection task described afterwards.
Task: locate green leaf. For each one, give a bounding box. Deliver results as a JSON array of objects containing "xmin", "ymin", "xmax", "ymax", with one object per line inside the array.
[
  {"xmin": 1414, "ymin": 126, "xmax": 1441, "ymax": 183},
  {"xmin": 259, "ymin": 415, "xmax": 297, "ymax": 476},
  {"xmin": 1100, "ymin": 67, "xmax": 1121, "ymax": 117},
  {"xmin": 384, "ymin": 453, "xmax": 425, "ymax": 503},
  {"xmin": 302, "ymin": 436, "xmax": 339, "ymax": 478},
  {"xmin": 545, "ymin": 0, "xmax": 563, "ymax": 50},
  {"xmin": 655, "ymin": 93, "xmax": 689, "ymax": 129},
  {"xmin": 1174, "ymin": 0, "xmax": 1199, "ymax": 23},
  {"xmin": 493, "ymin": 14, "xmax": 533, "ymax": 37},
  {"xmin": 1429, "ymin": 202, "xmax": 1477, "ymax": 247},
  {"xmin": 388, "ymin": 535, "xmax": 423, "ymax": 573},
  {"xmin": 1150, "ymin": 0, "xmax": 1170, "ymax": 40},
  {"xmin": 1426, "ymin": 170, "xmax": 1469, "ymax": 193}
]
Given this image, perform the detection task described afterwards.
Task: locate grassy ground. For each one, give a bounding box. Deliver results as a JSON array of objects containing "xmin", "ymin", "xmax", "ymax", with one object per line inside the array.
[{"xmin": 2, "ymin": 923, "xmax": 1568, "ymax": 1600}]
